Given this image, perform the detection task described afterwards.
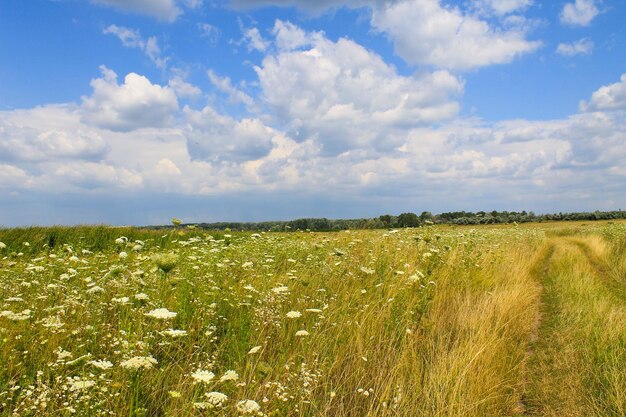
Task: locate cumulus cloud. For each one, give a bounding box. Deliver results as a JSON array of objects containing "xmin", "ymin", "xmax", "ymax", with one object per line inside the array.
[
  {"xmin": 207, "ymin": 70, "xmax": 255, "ymax": 108},
  {"xmin": 560, "ymin": 0, "xmax": 599, "ymax": 26},
  {"xmin": 371, "ymin": 0, "xmax": 541, "ymax": 71},
  {"xmin": 556, "ymin": 38, "xmax": 594, "ymax": 56},
  {"xmin": 104, "ymin": 25, "xmax": 168, "ymax": 69},
  {"xmin": 0, "ymin": 164, "xmax": 35, "ymax": 190},
  {"xmin": 0, "ymin": 106, "xmax": 108, "ymax": 162},
  {"xmin": 472, "ymin": 0, "xmax": 533, "ymax": 16},
  {"xmin": 272, "ymin": 20, "xmax": 312, "ymax": 51},
  {"xmin": 43, "ymin": 161, "xmax": 143, "ymax": 190},
  {"xmin": 255, "ymin": 22, "xmax": 463, "ymax": 154},
  {"xmin": 580, "ymin": 74, "xmax": 626, "ymax": 112},
  {"xmin": 93, "ymin": 0, "xmax": 182, "ymax": 21},
  {"xmin": 81, "ymin": 66, "xmax": 179, "ymax": 132},
  {"xmin": 168, "ymin": 76, "xmax": 202, "ymax": 98},
  {"xmin": 183, "ymin": 105, "xmax": 277, "ymax": 162},
  {"xmin": 242, "ymin": 27, "xmax": 270, "ymax": 52}
]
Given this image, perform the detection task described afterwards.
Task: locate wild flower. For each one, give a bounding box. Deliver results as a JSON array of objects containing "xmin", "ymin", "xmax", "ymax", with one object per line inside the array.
[
  {"xmin": 119, "ymin": 251, "xmax": 128, "ymax": 259},
  {"xmin": 248, "ymin": 346, "xmax": 262, "ymax": 354},
  {"xmin": 295, "ymin": 330, "xmax": 310, "ymax": 337},
  {"xmin": 145, "ymin": 308, "xmax": 177, "ymax": 319},
  {"xmin": 219, "ymin": 370, "xmax": 238, "ymax": 382},
  {"xmin": 191, "ymin": 370, "xmax": 215, "ymax": 384},
  {"xmin": 162, "ymin": 329, "xmax": 188, "ymax": 337},
  {"xmin": 134, "ymin": 293, "xmax": 149, "ymax": 300},
  {"xmin": 86, "ymin": 286, "xmax": 105, "ymax": 294},
  {"xmin": 272, "ymin": 286, "xmax": 290, "ymax": 294},
  {"xmin": 120, "ymin": 356, "xmax": 157, "ymax": 370},
  {"xmin": 204, "ymin": 391, "xmax": 228, "ymax": 408},
  {"xmin": 0, "ymin": 242, "xmax": 6, "ymax": 249},
  {"xmin": 152, "ymin": 253, "xmax": 178, "ymax": 273},
  {"xmin": 286, "ymin": 311, "xmax": 302, "ymax": 319},
  {"xmin": 236, "ymin": 399, "xmax": 261, "ymax": 414},
  {"xmin": 69, "ymin": 379, "xmax": 95, "ymax": 391},
  {"xmin": 0, "ymin": 309, "xmax": 32, "ymax": 321},
  {"xmin": 89, "ymin": 360, "xmax": 114, "ymax": 370},
  {"xmin": 360, "ymin": 266, "xmax": 375, "ymax": 275}
]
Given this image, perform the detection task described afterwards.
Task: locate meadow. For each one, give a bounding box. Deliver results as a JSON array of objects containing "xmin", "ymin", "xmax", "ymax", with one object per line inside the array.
[{"xmin": 0, "ymin": 221, "xmax": 625, "ymax": 416}]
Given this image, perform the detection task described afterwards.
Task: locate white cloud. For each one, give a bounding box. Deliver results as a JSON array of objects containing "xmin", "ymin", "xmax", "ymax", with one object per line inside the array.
[
  {"xmin": 198, "ymin": 23, "xmax": 221, "ymax": 46},
  {"xmin": 272, "ymin": 20, "xmax": 313, "ymax": 51},
  {"xmin": 580, "ymin": 74, "xmax": 626, "ymax": 112},
  {"xmin": 0, "ymin": 106, "xmax": 108, "ymax": 162},
  {"xmin": 560, "ymin": 0, "xmax": 599, "ymax": 26},
  {"xmin": 104, "ymin": 25, "xmax": 168, "ymax": 69},
  {"xmin": 556, "ymin": 38, "xmax": 594, "ymax": 56},
  {"xmin": 93, "ymin": 0, "xmax": 182, "ymax": 21},
  {"xmin": 183, "ymin": 105, "xmax": 277, "ymax": 162},
  {"xmin": 43, "ymin": 161, "xmax": 144, "ymax": 190},
  {"xmin": 371, "ymin": 0, "xmax": 541, "ymax": 71},
  {"xmin": 472, "ymin": 0, "xmax": 533, "ymax": 16},
  {"xmin": 207, "ymin": 70, "xmax": 254, "ymax": 108},
  {"xmin": 168, "ymin": 76, "xmax": 202, "ymax": 98},
  {"xmin": 255, "ymin": 23, "xmax": 463, "ymax": 154},
  {"xmin": 81, "ymin": 66, "xmax": 179, "ymax": 132},
  {"xmin": 242, "ymin": 27, "xmax": 270, "ymax": 52},
  {"xmin": 0, "ymin": 164, "xmax": 35, "ymax": 189}
]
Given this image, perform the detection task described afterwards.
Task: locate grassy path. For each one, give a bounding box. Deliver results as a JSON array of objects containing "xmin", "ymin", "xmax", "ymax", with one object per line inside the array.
[{"xmin": 523, "ymin": 233, "xmax": 626, "ymax": 416}]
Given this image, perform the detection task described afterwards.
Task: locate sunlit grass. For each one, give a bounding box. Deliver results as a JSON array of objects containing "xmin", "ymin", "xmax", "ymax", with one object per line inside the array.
[{"xmin": 0, "ymin": 222, "xmax": 624, "ymax": 416}]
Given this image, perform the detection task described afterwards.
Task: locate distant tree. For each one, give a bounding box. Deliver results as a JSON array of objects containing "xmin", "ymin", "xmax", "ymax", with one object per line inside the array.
[
  {"xmin": 420, "ymin": 211, "xmax": 434, "ymax": 222},
  {"xmin": 397, "ymin": 212, "xmax": 420, "ymax": 228},
  {"xmin": 379, "ymin": 215, "xmax": 393, "ymax": 227}
]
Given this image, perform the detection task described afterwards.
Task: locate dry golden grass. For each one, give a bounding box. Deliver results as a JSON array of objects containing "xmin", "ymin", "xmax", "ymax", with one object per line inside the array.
[{"xmin": 0, "ymin": 222, "xmax": 625, "ymax": 416}]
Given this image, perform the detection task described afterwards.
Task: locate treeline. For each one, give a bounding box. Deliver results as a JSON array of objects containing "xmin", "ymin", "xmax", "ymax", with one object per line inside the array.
[{"xmin": 176, "ymin": 210, "xmax": 626, "ymax": 231}]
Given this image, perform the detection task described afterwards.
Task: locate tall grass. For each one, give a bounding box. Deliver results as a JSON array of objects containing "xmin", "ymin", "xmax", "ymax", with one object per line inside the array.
[{"xmin": 0, "ymin": 223, "xmax": 625, "ymax": 416}]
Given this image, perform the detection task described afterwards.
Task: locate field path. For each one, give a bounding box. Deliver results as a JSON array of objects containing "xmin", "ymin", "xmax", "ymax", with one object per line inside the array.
[{"xmin": 520, "ymin": 232, "xmax": 626, "ymax": 416}]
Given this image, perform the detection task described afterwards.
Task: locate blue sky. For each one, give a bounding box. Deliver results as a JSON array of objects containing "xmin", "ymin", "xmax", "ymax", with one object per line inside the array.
[{"xmin": 1, "ymin": 0, "xmax": 625, "ymax": 226}]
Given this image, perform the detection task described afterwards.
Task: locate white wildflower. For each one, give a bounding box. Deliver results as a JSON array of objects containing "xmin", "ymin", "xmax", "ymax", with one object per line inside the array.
[
  {"xmin": 0, "ymin": 310, "xmax": 31, "ymax": 321},
  {"xmin": 86, "ymin": 286, "xmax": 105, "ymax": 294},
  {"xmin": 89, "ymin": 360, "xmax": 114, "ymax": 370},
  {"xmin": 145, "ymin": 308, "xmax": 177, "ymax": 319},
  {"xmin": 236, "ymin": 399, "xmax": 261, "ymax": 414},
  {"xmin": 286, "ymin": 311, "xmax": 302, "ymax": 319},
  {"xmin": 191, "ymin": 370, "xmax": 215, "ymax": 384},
  {"xmin": 271, "ymin": 286, "xmax": 289, "ymax": 294},
  {"xmin": 295, "ymin": 330, "xmax": 310, "ymax": 337},
  {"xmin": 120, "ymin": 356, "xmax": 157, "ymax": 370},
  {"xmin": 205, "ymin": 391, "xmax": 228, "ymax": 407},
  {"xmin": 219, "ymin": 370, "xmax": 238, "ymax": 382},
  {"xmin": 248, "ymin": 346, "xmax": 262, "ymax": 354},
  {"xmin": 134, "ymin": 293, "xmax": 149, "ymax": 301},
  {"xmin": 162, "ymin": 329, "xmax": 188, "ymax": 338},
  {"xmin": 69, "ymin": 380, "xmax": 95, "ymax": 391}
]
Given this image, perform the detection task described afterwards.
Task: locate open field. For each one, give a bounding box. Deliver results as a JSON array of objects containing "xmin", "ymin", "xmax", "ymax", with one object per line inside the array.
[{"xmin": 0, "ymin": 221, "xmax": 625, "ymax": 416}]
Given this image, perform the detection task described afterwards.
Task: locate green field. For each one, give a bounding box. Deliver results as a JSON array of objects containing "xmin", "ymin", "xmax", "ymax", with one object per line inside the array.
[{"xmin": 0, "ymin": 222, "xmax": 625, "ymax": 416}]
